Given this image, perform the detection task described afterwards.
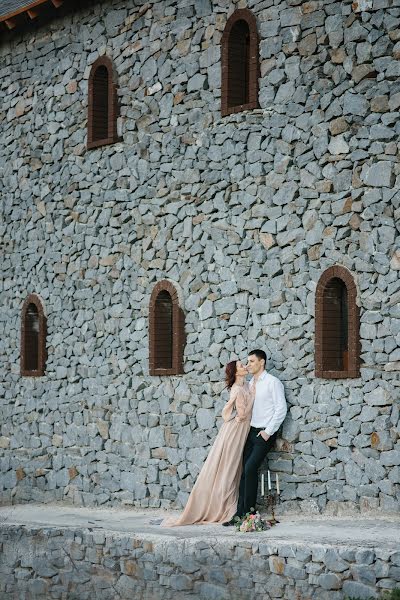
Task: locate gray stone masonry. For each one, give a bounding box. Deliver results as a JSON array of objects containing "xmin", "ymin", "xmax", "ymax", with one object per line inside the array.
[
  {"xmin": 0, "ymin": 504, "xmax": 400, "ymax": 599},
  {"xmin": 0, "ymin": 0, "xmax": 399, "ymax": 513}
]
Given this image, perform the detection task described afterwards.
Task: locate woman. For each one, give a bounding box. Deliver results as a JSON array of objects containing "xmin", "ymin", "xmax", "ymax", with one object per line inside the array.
[{"xmin": 162, "ymin": 360, "xmax": 255, "ymax": 527}]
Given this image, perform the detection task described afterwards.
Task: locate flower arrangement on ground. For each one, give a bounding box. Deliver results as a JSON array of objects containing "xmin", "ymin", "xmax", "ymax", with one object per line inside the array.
[{"xmin": 234, "ymin": 509, "xmax": 272, "ymax": 533}]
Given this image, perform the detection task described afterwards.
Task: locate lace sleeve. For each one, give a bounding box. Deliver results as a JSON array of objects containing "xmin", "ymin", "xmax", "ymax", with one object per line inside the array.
[
  {"xmin": 221, "ymin": 386, "xmax": 238, "ymax": 421},
  {"xmin": 235, "ymin": 387, "xmax": 251, "ymax": 421}
]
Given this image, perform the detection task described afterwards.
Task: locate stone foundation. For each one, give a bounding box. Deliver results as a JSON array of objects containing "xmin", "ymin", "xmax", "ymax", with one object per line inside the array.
[
  {"xmin": 1, "ymin": 0, "xmax": 399, "ymax": 513},
  {"xmin": 0, "ymin": 505, "xmax": 399, "ymax": 599}
]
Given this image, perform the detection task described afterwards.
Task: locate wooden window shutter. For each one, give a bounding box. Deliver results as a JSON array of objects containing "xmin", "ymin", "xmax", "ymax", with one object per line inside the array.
[
  {"xmin": 154, "ymin": 291, "xmax": 173, "ymax": 370},
  {"xmin": 228, "ymin": 20, "xmax": 250, "ymax": 108},
  {"xmin": 87, "ymin": 56, "xmax": 120, "ymax": 149},
  {"xmin": 315, "ymin": 267, "xmax": 360, "ymax": 379},
  {"xmin": 149, "ymin": 281, "xmax": 185, "ymax": 376},
  {"xmin": 92, "ymin": 65, "xmax": 109, "ymax": 142},
  {"xmin": 21, "ymin": 294, "xmax": 47, "ymax": 377},
  {"xmin": 322, "ymin": 278, "xmax": 347, "ymax": 371},
  {"xmin": 221, "ymin": 9, "xmax": 259, "ymax": 117},
  {"xmin": 24, "ymin": 303, "xmax": 39, "ymax": 371}
]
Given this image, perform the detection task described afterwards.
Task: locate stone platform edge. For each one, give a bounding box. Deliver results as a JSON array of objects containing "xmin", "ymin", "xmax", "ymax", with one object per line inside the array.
[{"xmin": 1, "ymin": 517, "xmax": 400, "ymax": 600}]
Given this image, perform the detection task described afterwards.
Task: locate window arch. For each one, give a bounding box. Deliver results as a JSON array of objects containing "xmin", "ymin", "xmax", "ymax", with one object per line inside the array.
[
  {"xmin": 87, "ymin": 56, "xmax": 120, "ymax": 149},
  {"xmin": 221, "ymin": 9, "xmax": 260, "ymax": 116},
  {"xmin": 21, "ymin": 294, "xmax": 47, "ymax": 377},
  {"xmin": 149, "ymin": 281, "xmax": 185, "ymax": 376},
  {"xmin": 315, "ymin": 266, "xmax": 360, "ymax": 379}
]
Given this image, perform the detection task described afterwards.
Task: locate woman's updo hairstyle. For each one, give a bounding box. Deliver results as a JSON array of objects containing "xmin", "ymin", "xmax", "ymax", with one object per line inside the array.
[{"xmin": 225, "ymin": 361, "xmax": 237, "ymax": 389}]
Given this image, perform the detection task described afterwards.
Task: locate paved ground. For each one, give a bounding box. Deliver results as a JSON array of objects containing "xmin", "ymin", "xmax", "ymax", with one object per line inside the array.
[{"xmin": 1, "ymin": 504, "xmax": 399, "ymax": 549}]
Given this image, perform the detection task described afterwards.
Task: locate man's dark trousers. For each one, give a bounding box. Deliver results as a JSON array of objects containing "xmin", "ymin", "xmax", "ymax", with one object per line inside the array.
[{"xmin": 236, "ymin": 427, "xmax": 277, "ymax": 517}]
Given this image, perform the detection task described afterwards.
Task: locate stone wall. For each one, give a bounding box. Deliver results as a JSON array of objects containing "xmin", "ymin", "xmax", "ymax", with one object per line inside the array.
[
  {"xmin": 0, "ymin": 0, "xmax": 399, "ymax": 513},
  {"xmin": 1, "ymin": 522, "xmax": 400, "ymax": 599}
]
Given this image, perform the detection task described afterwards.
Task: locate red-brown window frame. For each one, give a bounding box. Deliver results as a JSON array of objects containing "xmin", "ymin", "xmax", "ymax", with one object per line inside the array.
[
  {"xmin": 315, "ymin": 266, "xmax": 360, "ymax": 379},
  {"xmin": 20, "ymin": 294, "xmax": 47, "ymax": 377},
  {"xmin": 149, "ymin": 280, "xmax": 185, "ymax": 376},
  {"xmin": 87, "ymin": 56, "xmax": 121, "ymax": 150},
  {"xmin": 221, "ymin": 8, "xmax": 260, "ymax": 117}
]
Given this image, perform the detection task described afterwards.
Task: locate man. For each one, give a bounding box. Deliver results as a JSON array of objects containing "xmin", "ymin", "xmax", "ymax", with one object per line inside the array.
[{"xmin": 223, "ymin": 349, "xmax": 287, "ymax": 525}]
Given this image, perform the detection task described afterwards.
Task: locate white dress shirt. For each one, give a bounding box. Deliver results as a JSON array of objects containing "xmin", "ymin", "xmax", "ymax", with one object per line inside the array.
[{"xmin": 249, "ymin": 371, "xmax": 287, "ymax": 436}]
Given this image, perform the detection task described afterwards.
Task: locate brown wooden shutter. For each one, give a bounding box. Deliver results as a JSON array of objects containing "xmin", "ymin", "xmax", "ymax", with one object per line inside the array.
[
  {"xmin": 315, "ymin": 266, "xmax": 360, "ymax": 379},
  {"xmin": 87, "ymin": 57, "xmax": 120, "ymax": 149},
  {"xmin": 154, "ymin": 291, "xmax": 173, "ymax": 370},
  {"xmin": 322, "ymin": 278, "xmax": 347, "ymax": 371},
  {"xmin": 149, "ymin": 281, "xmax": 185, "ymax": 376},
  {"xmin": 221, "ymin": 9, "xmax": 259, "ymax": 116},
  {"xmin": 227, "ymin": 20, "xmax": 250, "ymax": 108},
  {"xmin": 24, "ymin": 303, "xmax": 39, "ymax": 371},
  {"xmin": 92, "ymin": 65, "xmax": 109, "ymax": 142},
  {"xmin": 21, "ymin": 294, "xmax": 47, "ymax": 377}
]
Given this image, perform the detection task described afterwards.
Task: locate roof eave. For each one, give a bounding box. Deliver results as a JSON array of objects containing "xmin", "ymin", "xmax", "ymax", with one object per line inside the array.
[{"xmin": 0, "ymin": 0, "xmax": 63, "ymax": 31}]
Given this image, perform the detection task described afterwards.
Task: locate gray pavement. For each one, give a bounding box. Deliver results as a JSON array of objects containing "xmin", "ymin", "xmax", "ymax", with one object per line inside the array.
[{"xmin": 1, "ymin": 504, "xmax": 399, "ymax": 549}]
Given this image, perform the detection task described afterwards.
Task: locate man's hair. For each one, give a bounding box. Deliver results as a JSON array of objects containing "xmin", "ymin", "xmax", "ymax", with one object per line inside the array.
[{"xmin": 249, "ymin": 349, "xmax": 267, "ymax": 367}]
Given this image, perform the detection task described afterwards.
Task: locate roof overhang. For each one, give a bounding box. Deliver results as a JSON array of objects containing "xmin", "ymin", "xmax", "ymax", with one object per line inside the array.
[{"xmin": 0, "ymin": 0, "xmax": 63, "ymax": 32}]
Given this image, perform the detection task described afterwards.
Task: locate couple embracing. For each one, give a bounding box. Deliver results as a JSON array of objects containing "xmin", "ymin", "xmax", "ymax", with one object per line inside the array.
[{"xmin": 163, "ymin": 350, "xmax": 287, "ymax": 528}]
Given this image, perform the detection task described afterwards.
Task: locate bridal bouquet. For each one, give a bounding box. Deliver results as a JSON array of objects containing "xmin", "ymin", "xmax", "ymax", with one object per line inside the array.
[{"xmin": 235, "ymin": 510, "xmax": 272, "ymax": 533}]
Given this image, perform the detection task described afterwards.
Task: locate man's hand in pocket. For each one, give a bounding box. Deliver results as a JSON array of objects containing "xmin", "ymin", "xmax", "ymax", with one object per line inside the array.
[{"xmin": 257, "ymin": 431, "xmax": 270, "ymax": 442}]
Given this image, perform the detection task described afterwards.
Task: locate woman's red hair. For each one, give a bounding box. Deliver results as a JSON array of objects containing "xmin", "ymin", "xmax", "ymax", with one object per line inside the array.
[{"xmin": 225, "ymin": 361, "xmax": 237, "ymax": 389}]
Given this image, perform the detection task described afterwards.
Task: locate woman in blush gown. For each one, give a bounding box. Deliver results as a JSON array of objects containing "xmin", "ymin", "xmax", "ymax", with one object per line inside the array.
[{"xmin": 162, "ymin": 360, "xmax": 255, "ymax": 527}]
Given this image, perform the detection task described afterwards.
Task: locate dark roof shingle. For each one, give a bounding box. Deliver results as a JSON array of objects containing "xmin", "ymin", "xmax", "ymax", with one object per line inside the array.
[
  {"xmin": 0, "ymin": 0, "xmax": 38, "ymax": 19},
  {"xmin": 0, "ymin": 0, "xmax": 66, "ymax": 32}
]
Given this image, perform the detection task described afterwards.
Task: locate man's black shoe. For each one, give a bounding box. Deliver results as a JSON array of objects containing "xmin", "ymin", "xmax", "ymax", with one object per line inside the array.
[
  {"xmin": 222, "ymin": 515, "xmax": 240, "ymax": 527},
  {"xmin": 222, "ymin": 519, "xmax": 235, "ymax": 526}
]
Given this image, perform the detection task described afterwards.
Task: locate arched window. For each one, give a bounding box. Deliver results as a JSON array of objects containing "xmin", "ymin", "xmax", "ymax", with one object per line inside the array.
[
  {"xmin": 21, "ymin": 294, "xmax": 47, "ymax": 377},
  {"xmin": 149, "ymin": 281, "xmax": 185, "ymax": 376},
  {"xmin": 315, "ymin": 267, "xmax": 360, "ymax": 379},
  {"xmin": 221, "ymin": 9, "xmax": 259, "ymax": 116},
  {"xmin": 87, "ymin": 56, "xmax": 120, "ymax": 149}
]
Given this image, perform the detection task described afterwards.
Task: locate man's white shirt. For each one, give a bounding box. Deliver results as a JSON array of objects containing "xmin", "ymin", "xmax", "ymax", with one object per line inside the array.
[{"xmin": 249, "ymin": 371, "xmax": 287, "ymax": 436}]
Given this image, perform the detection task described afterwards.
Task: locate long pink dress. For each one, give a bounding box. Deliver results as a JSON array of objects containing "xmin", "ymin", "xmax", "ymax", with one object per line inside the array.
[{"xmin": 162, "ymin": 383, "xmax": 254, "ymax": 527}]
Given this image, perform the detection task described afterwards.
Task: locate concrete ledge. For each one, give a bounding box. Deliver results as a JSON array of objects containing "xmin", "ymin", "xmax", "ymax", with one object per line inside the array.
[{"xmin": 1, "ymin": 505, "xmax": 399, "ymax": 599}]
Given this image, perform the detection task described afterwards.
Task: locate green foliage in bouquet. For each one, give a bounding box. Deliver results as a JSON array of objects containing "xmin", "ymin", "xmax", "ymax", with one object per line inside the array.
[
  {"xmin": 234, "ymin": 509, "xmax": 272, "ymax": 533},
  {"xmin": 382, "ymin": 591, "xmax": 400, "ymax": 600},
  {"xmin": 346, "ymin": 589, "xmax": 400, "ymax": 600}
]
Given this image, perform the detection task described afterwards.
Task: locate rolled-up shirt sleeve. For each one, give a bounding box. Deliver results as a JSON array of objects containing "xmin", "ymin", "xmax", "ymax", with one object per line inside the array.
[{"xmin": 264, "ymin": 379, "xmax": 287, "ymax": 436}]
